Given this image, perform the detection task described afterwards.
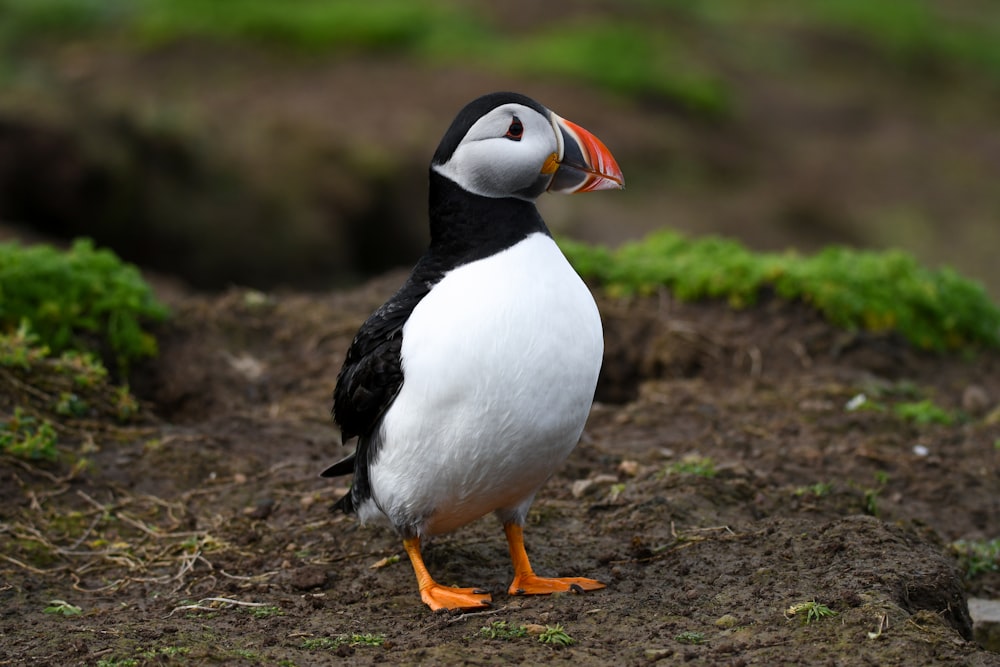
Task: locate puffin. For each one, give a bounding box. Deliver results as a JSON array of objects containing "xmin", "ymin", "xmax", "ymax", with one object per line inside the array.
[{"xmin": 322, "ymin": 91, "xmax": 624, "ymax": 611}]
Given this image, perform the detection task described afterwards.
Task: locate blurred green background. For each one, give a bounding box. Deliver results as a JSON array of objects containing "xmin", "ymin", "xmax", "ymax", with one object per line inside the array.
[{"xmin": 1, "ymin": 0, "xmax": 998, "ymax": 296}]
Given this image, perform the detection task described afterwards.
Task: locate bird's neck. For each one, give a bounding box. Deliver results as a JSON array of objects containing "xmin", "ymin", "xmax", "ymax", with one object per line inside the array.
[{"xmin": 427, "ymin": 171, "xmax": 550, "ymax": 261}]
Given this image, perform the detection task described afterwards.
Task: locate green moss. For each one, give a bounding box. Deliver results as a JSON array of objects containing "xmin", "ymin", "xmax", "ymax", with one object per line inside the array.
[{"xmin": 560, "ymin": 230, "xmax": 1000, "ymax": 352}]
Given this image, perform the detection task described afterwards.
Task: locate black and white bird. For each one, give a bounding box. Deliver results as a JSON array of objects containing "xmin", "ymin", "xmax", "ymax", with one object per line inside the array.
[{"xmin": 322, "ymin": 92, "xmax": 623, "ymax": 611}]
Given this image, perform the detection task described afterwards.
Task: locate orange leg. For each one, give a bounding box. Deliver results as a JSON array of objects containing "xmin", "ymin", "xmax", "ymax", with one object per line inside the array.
[
  {"xmin": 504, "ymin": 523, "xmax": 606, "ymax": 596},
  {"xmin": 403, "ymin": 537, "xmax": 492, "ymax": 612}
]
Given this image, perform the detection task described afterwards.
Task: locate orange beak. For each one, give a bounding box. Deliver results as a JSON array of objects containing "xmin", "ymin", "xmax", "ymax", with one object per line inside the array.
[{"xmin": 545, "ymin": 113, "xmax": 625, "ymax": 194}]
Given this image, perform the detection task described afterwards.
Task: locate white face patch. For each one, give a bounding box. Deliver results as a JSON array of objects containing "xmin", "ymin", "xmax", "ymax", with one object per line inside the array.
[{"xmin": 432, "ymin": 104, "xmax": 558, "ymax": 199}]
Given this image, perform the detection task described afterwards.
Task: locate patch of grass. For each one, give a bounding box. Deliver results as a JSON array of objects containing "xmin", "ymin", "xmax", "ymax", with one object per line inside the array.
[
  {"xmin": 667, "ymin": 455, "xmax": 717, "ymax": 478},
  {"xmin": 805, "ymin": 0, "xmax": 1000, "ymax": 80},
  {"xmin": 951, "ymin": 538, "xmax": 1000, "ymax": 578},
  {"xmin": 0, "ymin": 239, "xmax": 168, "ymax": 372},
  {"xmin": 892, "ymin": 399, "xmax": 956, "ymax": 425},
  {"xmin": 495, "ymin": 21, "xmax": 728, "ymax": 115},
  {"xmin": 478, "ymin": 621, "xmax": 527, "ymax": 640},
  {"xmin": 537, "ymin": 624, "xmax": 574, "ymax": 647},
  {"xmin": 675, "ymin": 630, "xmax": 706, "ymax": 644},
  {"xmin": 1, "ymin": 407, "xmax": 58, "ymax": 461},
  {"xmin": 0, "ymin": 1, "xmax": 727, "ymax": 113},
  {"xmin": 248, "ymin": 605, "xmax": 284, "ymax": 618},
  {"xmin": 302, "ymin": 633, "xmax": 385, "ymax": 650},
  {"xmin": 785, "ymin": 600, "xmax": 838, "ymax": 624},
  {"xmin": 96, "ymin": 659, "xmax": 139, "ymax": 667},
  {"xmin": 560, "ymin": 230, "xmax": 1000, "ymax": 352}
]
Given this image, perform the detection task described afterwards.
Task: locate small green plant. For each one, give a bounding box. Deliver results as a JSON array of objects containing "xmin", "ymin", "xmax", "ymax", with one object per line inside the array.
[
  {"xmin": 675, "ymin": 630, "xmax": 706, "ymax": 644},
  {"xmin": 43, "ymin": 599, "xmax": 82, "ymax": 616},
  {"xmin": 951, "ymin": 539, "xmax": 1000, "ymax": 578},
  {"xmin": 794, "ymin": 482, "xmax": 833, "ymax": 498},
  {"xmin": 0, "ymin": 320, "xmax": 49, "ymax": 368},
  {"xmin": 786, "ymin": 600, "xmax": 837, "ymax": 624},
  {"xmin": 54, "ymin": 351, "xmax": 108, "ymax": 388},
  {"xmin": 0, "ymin": 239, "xmax": 168, "ymax": 372},
  {"xmin": 1, "ymin": 408, "xmax": 58, "ymax": 461},
  {"xmin": 893, "ymin": 399, "xmax": 955, "ymax": 425},
  {"xmin": 862, "ymin": 471, "xmax": 889, "ymax": 516},
  {"xmin": 249, "ymin": 605, "xmax": 284, "ymax": 618},
  {"xmin": 537, "ymin": 624, "xmax": 574, "ymax": 646},
  {"xmin": 667, "ymin": 455, "xmax": 717, "ymax": 478},
  {"xmin": 479, "ymin": 621, "xmax": 527, "ymax": 640},
  {"xmin": 55, "ymin": 392, "xmax": 89, "ymax": 417}
]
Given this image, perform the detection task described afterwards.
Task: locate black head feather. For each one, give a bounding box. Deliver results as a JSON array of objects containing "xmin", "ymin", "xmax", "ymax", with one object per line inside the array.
[{"xmin": 431, "ymin": 92, "xmax": 549, "ymax": 167}]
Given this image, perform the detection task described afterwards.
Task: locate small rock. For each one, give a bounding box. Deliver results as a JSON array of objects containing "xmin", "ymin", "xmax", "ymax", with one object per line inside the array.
[
  {"xmin": 571, "ymin": 479, "xmax": 595, "ymax": 498},
  {"xmin": 245, "ymin": 498, "xmax": 275, "ymax": 519},
  {"xmin": 968, "ymin": 597, "xmax": 1000, "ymax": 652},
  {"xmin": 289, "ymin": 565, "xmax": 329, "ymax": 591},
  {"xmin": 592, "ymin": 473, "xmax": 619, "ymax": 485},
  {"xmin": 962, "ymin": 385, "xmax": 991, "ymax": 415},
  {"xmin": 523, "ymin": 623, "xmax": 547, "ymax": 636},
  {"xmin": 644, "ymin": 647, "xmax": 673, "ymax": 660},
  {"xmin": 617, "ymin": 459, "xmax": 640, "ymax": 476},
  {"xmin": 985, "ymin": 404, "xmax": 1000, "ymax": 426},
  {"xmin": 715, "ymin": 614, "xmax": 739, "ymax": 629}
]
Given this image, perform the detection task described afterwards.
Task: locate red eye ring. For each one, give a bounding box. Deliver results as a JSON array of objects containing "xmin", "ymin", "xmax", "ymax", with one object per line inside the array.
[{"xmin": 505, "ymin": 117, "xmax": 523, "ymax": 141}]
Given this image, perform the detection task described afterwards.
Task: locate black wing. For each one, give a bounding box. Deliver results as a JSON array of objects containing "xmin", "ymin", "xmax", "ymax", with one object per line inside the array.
[{"xmin": 322, "ymin": 268, "xmax": 439, "ymax": 512}]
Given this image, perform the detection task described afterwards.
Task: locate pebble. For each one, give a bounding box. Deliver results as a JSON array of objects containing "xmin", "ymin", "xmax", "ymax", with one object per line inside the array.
[
  {"xmin": 288, "ymin": 565, "xmax": 329, "ymax": 591},
  {"xmin": 644, "ymin": 647, "xmax": 673, "ymax": 660},
  {"xmin": 617, "ymin": 459, "xmax": 640, "ymax": 476},
  {"xmin": 962, "ymin": 385, "xmax": 991, "ymax": 416},
  {"xmin": 968, "ymin": 598, "xmax": 1000, "ymax": 652},
  {"xmin": 715, "ymin": 614, "xmax": 739, "ymax": 629}
]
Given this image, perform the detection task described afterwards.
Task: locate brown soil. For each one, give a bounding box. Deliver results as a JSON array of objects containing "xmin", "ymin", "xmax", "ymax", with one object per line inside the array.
[{"xmin": 2, "ymin": 276, "xmax": 999, "ymax": 665}]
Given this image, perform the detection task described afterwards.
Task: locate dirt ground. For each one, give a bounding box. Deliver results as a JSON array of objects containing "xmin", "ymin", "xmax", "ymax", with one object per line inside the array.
[{"xmin": 2, "ymin": 274, "xmax": 999, "ymax": 666}]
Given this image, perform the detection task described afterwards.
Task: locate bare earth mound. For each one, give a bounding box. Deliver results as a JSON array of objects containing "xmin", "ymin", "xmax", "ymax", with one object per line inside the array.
[{"xmin": 2, "ymin": 277, "xmax": 999, "ymax": 665}]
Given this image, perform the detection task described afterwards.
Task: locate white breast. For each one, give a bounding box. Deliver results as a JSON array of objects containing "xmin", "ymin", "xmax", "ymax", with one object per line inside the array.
[{"xmin": 360, "ymin": 233, "xmax": 603, "ymax": 535}]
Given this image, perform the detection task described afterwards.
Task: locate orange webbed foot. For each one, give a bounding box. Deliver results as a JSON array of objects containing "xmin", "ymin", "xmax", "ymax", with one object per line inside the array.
[
  {"xmin": 503, "ymin": 523, "xmax": 606, "ymax": 598},
  {"xmin": 420, "ymin": 584, "xmax": 493, "ymax": 612},
  {"xmin": 403, "ymin": 536, "xmax": 492, "ymax": 612},
  {"xmin": 508, "ymin": 574, "xmax": 606, "ymax": 596}
]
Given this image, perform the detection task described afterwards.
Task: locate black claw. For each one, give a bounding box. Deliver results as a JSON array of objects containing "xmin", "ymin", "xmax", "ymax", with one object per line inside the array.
[
  {"xmin": 570, "ymin": 583, "xmax": 585, "ymax": 594},
  {"xmin": 513, "ymin": 588, "xmax": 525, "ymax": 595}
]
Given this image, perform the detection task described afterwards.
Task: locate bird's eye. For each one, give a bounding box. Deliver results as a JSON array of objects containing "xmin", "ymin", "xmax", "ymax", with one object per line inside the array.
[{"xmin": 505, "ymin": 117, "xmax": 523, "ymax": 141}]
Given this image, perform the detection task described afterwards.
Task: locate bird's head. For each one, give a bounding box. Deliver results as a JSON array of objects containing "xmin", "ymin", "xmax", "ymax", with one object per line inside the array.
[{"xmin": 431, "ymin": 92, "xmax": 624, "ymax": 201}]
